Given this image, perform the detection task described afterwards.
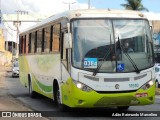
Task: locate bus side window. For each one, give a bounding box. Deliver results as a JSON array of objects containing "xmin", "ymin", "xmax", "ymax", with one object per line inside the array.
[
  {"xmin": 31, "ymin": 32, "xmax": 35, "ymax": 53},
  {"xmin": 41, "ymin": 27, "xmax": 50, "ymax": 53},
  {"xmin": 53, "ymin": 24, "xmax": 60, "ymax": 52},
  {"xmin": 37, "ymin": 30, "xmax": 42, "ymax": 53},
  {"xmin": 44, "ymin": 27, "xmax": 50, "ymax": 53}
]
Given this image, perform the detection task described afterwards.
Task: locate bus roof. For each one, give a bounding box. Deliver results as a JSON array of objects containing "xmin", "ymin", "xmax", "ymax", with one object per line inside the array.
[{"xmin": 20, "ymin": 9, "xmax": 147, "ymax": 34}]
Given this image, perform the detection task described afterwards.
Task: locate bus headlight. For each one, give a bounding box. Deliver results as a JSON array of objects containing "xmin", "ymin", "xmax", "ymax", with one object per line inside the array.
[
  {"xmin": 141, "ymin": 80, "xmax": 154, "ymax": 90},
  {"xmin": 73, "ymin": 80, "xmax": 93, "ymax": 92}
]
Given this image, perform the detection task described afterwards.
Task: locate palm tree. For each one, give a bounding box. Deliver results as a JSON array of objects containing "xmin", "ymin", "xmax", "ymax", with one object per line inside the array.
[{"xmin": 121, "ymin": 0, "xmax": 149, "ymax": 12}]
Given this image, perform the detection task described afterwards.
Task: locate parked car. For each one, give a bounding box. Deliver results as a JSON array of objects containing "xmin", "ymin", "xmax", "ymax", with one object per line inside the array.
[
  {"xmin": 155, "ymin": 63, "xmax": 160, "ymax": 88},
  {"xmin": 12, "ymin": 61, "xmax": 19, "ymax": 77}
]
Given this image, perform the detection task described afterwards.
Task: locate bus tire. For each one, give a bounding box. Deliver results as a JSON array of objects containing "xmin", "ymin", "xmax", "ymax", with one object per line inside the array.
[
  {"xmin": 117, "ymin": 106, "xmax": 129, "ymax": 110},
  {"xmin": 55, "ymin": 85, "xmax": 68, "ymax": 111},
  {"xmin": 155, "ymin": 80, "xmax": 160, "ymax": 88},
  {"xmin": 28, "ymin": 78, "xmax": 37, "ymax": 98}
]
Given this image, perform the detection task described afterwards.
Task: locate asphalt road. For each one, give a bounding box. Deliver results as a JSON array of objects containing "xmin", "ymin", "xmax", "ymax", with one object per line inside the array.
[
  {"xmin": 0, "ymin": 67, "xmax": 48, "ymax": 120},
  {"xmin": 3, "ymin": 69, "xmax": 160, "ymax": 120}
]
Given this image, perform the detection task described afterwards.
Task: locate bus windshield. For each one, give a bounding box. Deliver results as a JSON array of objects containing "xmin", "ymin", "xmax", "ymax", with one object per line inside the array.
[{"xmin": 72, "ymin": 19, "xmax": 154, "ymax": 73}]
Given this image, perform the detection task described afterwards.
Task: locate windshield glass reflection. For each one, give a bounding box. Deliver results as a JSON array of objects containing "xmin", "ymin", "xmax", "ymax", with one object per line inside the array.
[{"xmin": 72, "ymin": 19, "xmax": 154, "ymax": 73}]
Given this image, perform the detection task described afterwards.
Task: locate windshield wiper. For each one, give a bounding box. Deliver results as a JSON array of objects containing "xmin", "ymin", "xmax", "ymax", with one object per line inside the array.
[
  {"xmin": 117, "ymin": 37, "xmax": 140, "ymax": 73},
  {"xmin": 92, "ymin": 47, "xmax": 112, "ymax": 76},
  {"xmin": 93, "ymin": 35, "xmax": 112, "ymax": 76}
]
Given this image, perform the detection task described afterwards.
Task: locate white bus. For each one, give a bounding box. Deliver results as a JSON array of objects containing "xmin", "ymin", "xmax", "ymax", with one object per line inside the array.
[{"xmin": 19, "ymin": 9, "xmax": 155, "ymax": 111}]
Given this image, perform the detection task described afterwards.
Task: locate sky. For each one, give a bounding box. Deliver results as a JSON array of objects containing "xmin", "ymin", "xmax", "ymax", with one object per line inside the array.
[
  {"xmin": 1, "ymin": 0, "xmax": 160, "ymax": 15},
  {"xmin": 1, "ymin": 0, "xmax": 160, "ymax": 42},
  {"xmin": 78, "ymin": 0, "xmax": 160, "ymax": 13}
]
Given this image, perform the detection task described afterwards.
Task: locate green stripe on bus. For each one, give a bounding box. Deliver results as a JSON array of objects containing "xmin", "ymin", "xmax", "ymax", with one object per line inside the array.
[{"xmin": 33, "ymin": 75, "xmax": 52, "ymax": 93}]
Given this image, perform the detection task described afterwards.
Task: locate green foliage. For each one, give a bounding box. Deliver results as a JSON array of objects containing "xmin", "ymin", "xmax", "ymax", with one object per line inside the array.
[{"xmin": 121, "ymin": 0, "xmax": 149, "ymax": 12}]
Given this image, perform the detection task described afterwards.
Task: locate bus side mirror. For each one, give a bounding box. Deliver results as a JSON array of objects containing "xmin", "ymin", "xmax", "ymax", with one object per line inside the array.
[{"xmin": 64, "ymin": 33, "xmax": 72, "ymax": 48}]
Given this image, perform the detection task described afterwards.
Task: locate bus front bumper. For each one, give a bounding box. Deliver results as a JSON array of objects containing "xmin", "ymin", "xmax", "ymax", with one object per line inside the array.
[{"xmin": 61, "ymin": 78, "xmax": 155, "ymax": 108}]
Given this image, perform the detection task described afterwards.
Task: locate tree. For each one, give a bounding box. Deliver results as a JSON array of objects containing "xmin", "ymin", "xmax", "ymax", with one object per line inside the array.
[{"xmin": 121, "ymin": 0, "xmax": 149, "ymax": 12}]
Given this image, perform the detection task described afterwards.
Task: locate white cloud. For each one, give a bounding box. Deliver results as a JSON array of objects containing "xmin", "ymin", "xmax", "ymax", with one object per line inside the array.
[
  {"xmin": 144, "ymin": 12, "xmax": 160, "ymax": 20},
  {"xmin": 1, "ymin": 0, "xmax": 89, "ymax": 16},
  {"xmin": 1, "ymin": 0, "xmax": 90, "ymax": 42}
]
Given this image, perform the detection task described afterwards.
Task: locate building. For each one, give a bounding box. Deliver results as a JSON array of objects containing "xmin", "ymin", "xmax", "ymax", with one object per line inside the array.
[
  {"xmin": 0, "ymin": 29, "xmax": 12, "ymax": 66},
  {"xmin": 0, "ymin": 29, "xmax": 5, "ymax": 51}
]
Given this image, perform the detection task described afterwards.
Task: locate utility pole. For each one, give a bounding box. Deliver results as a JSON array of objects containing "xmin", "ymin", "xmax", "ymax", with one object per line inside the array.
[
  {"xmin": 62, "ymin": 2, "xmax": 76, "ymax": 10},
  {"xmin": 14, "ymin": 10, "xmax": 28, "ymax": 59}
]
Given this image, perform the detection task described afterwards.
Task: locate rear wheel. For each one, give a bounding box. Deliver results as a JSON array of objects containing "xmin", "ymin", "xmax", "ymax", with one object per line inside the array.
[
  {"xmin": 28, "ymin": 80, "xmax": 37, "ymax": 98},
  {"xmin": 117, "ymin": 106, "xmax": 130, "ymax": 110}
]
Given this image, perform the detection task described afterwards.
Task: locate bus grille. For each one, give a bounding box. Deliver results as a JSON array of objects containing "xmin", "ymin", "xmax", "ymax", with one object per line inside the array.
[
  {"xmin": 96, "ymin": 90, "xmax": 137, "ymax": 94},
  {"xmin": 94, "ymin": 96, "xmax": 138, "ymax": 107}
]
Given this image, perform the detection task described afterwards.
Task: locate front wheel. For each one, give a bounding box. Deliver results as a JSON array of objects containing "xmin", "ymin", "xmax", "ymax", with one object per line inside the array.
[
  {"xmin": 55, "ymin": 86, "xmax": 68, "ymax": 111},
  {"xmin": 117, "ymin": 106, "xmax": 130, "ymax": 110},
  {"xmin": 156, "ymin": 80, "xmax": 160, "ymax": 88}
]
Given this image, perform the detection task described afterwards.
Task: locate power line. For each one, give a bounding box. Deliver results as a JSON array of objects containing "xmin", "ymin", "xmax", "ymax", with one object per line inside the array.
[
  {"xmin": 2, "ymin": 15, "xmax": 17, "ymax": 31},
  {"xmin": 20, "ymin": 0, "xmax": 25, "ymax": 6},
  {"xmin": 14, "ymin": 0, "xmax": 21, "ymax": 10},
  {"xmin": 18, "ymin": 0, "xmax": 45, "ymax": 20},
  {"xmin": 3, "ymin": 20, "xmax": 40, "ymax": 22},
  {"xmin": 4, "ymin": 29, "xmax": 14, "ymax": 37},
  {"xmin": 2, "ymin": 23, "xmax": 15, "ymax": 36},
  {"xmin": 2, "ymin": 19, "xmax": 16, "ymax": 32},
  {"xmin": 16, "ymin": 0, "xmax": 22, "ymax": 10}
]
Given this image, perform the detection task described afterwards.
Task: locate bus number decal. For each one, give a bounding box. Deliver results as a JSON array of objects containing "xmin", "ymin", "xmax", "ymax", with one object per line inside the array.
[
  {"xmin": 84, "ymin": 58, "xmax": 97, "ymax": 69},
  {"xmin": 129, "ymin": 83, "xmax": 139, "ymax": 88}
]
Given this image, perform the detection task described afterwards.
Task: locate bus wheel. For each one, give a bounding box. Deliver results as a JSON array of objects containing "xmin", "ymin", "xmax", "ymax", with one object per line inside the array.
[
  {"xmin": 117, "ymin": 106, "xmax": 129, "ymax": 110},
  {"xmin": 29, "ymin": 80, "xmax": 37, "ymax": 98},
  {"xmin": 55, "ymin": 86, "xmax": 68, "ymax": 111},
  {"xmin": 156, "ymin": 80, "xmax": 160, "ymax": 88}
]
